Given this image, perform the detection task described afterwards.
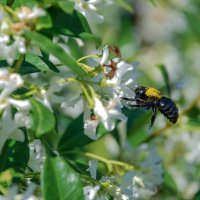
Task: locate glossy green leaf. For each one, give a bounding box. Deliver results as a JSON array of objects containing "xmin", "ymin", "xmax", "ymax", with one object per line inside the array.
[
  {"xmin": 42, "ymin": 156, "xmax": 84, "ymax": 200},
  {"xmin": 58, "ymin": 114, "xmax": 108, "ymax": 153},
  {"xmin": 25, "ymin": 31, "xmax": 87, "ymax": 76},
  {"xmin": 0, "ymin": 59, "xmax": 40, "ymax": 74},
  {"xmin": 47, "ymin": 7, "xmax": 91, "ymax": 34},
  {"xmin": 58, "ymin": 1, "xmax": 75, "ymax": 14},
  {"xmin": 43, "ymin": 7, "xmax": 101, "ymax": 45},
  {"xmin": 25, "ymin": 53, "xmax": 51, "ymax": 72},
  {"xmin": 30, "ymin": 98, "xmax": 55, "ymax": 137},
  {"xmin": 0, "ymin": 130, "xmax": 29, "ymax": 173},
  {"xmin": 25, "ymin": 53, "xmax": 59, "ymax": 73},
  {"xmin": 58, "ymin": 115, "xmax": 93, "ymax": 152},
  {"xmin": 36, "ymin": 13, "xmax": 52, "ymax": 30}
]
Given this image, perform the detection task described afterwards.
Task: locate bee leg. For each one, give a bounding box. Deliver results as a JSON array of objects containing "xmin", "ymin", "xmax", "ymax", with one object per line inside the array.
[
  {"xmin": 126, "ymin": 103, "xmax": 146, "ymax": 107},
  {"xmin": 120, "ymin": 97, "xmax": 136, "ymax": 101},
  {"xmin": 149, "ymin": 106, "xmax": 157, "ymax": 129}
]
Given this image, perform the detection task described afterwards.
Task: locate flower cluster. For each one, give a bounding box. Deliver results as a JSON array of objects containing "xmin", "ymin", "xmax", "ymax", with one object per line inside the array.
[
  {"xmin": 0, "ymin": 68, "xmax": 31, "ymax": 152},
  {"xmin": 28, "ymin": 139, "xmax": 45, "ymax": 172},
  {"xmin": 84, "ymin": 144, "xmax": 163, "ymax": 200},
  {"xmin": 35, "ymin": 45, "xmax": 137, "ymax": 140},
  {"xmin": 0, "ymin": 5, "xmax": 45, "ymax": 65},
  {"xmin": 74, "ymin": 0, "xmax": 111, "ymax": 24}
]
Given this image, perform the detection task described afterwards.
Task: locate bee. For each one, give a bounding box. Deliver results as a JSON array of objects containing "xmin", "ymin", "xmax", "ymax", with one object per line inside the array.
[{"xmin": 121, "ymin": 86, "xmax": 179, "ymax": 129}]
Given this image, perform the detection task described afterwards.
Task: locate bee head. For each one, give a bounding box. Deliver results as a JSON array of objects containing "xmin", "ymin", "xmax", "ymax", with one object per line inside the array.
[{"xmin": 135, "ymin": 86, "xmax": 148, "ymax": 100}]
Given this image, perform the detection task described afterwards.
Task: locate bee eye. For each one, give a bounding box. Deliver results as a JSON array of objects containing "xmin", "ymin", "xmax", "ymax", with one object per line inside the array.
[
  {"xmin": 138, "ymin": 91, "xmax": 147, "ymax": 100},
  {"xmin": 135, "ymin": 87, "xmax": 147, "ymax": 100},
  {"xmin": 140, "ymin": 93, "xmax": 147, "ymax": 99}
]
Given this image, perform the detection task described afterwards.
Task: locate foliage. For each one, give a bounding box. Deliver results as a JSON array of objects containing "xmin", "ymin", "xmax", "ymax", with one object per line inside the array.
[{"xmin": 0, "ymin": 0, "xmax": 199, "ymax": 199}]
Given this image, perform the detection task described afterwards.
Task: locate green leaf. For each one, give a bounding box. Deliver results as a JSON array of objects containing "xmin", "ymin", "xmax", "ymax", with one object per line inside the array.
[
  {"xmin": 25, "ymin": 53, "xmax": 51, "ymax": 72},
  {"xmin": 43, "ymin": 7, "xmax": 101, "ymax": 45},
  {"xmin": 42, "ymin": 156, "xmax": 84, "ymax": 200},
  {"xmin": 115, "ymin": 0, "xmax": 134, "ymax": 13},
  {"xmin": 123, "ymin": 107, "xmax": 151, "ymax": 147},
  {"xmin": 25, "ymin": 31, "xmax": 87, "ymax": 76},
  {"xmin": 25, "ymin": 53, "xmax": 59, "ymax": 73},
  {"xmin": 11, "ymin": 0, "xmax": 38, "ymax": 8},
  {"xmin": 184, "ymin": 10, "xmax": 200, "ymax": 41},
  {"xmin": 58, "ymin": 115, "xmax": 93, "ymax": 152},
  {"xmin": 36, "ymin": 13, "xmax": 52, "ymax": 30},
  {"xmin": 157, "ymin": 64, "xmax": 171, "ymax": 97},
  {"xmin": 30, "ymin": 98, "xmax": 55, "ymax": 137},
  {"xmin": 163, "ymin": 168, "xmax": 177, "ymax": 192},
  {"xmin": 193, "ymin": 190, "xmax": 200, "ymax": 200},
  {"xmin": 58, "ymin": 114, "xmax": 108, "ymax": 153},
  {"xmin": 58, "ymin": 1, "xmax": 75, "ymax": 14},
  {"xmin": 48, "ymin": 8, "xmax": 91, "ymax": 34},
  {"xmin": 0, "ymin": 130, "xmax": 29, "ymax": 173}
]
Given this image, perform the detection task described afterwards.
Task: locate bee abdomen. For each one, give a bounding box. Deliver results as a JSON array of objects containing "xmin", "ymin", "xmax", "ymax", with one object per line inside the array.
[{"xmin": 157, "ymin": 97, "xmax": 179, "ymax": 124}]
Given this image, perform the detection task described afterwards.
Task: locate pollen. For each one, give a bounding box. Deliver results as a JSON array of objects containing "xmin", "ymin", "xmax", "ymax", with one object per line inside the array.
[{"xmin": 145, "ymin": 87, "xmax": 161, "ymax": 99}]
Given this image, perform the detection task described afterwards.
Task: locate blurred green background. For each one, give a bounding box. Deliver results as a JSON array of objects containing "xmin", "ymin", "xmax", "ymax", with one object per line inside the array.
[{"xmin": 85, "ymin": 0, "xmax": 200, "ymax": 199}]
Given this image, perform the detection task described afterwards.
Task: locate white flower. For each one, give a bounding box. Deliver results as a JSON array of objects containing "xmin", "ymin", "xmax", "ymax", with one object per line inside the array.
[
  {"xmin": 0, "ymin": 69, "xmax": 31, "ymax": 152},
  {"xmin": 0, "ymin": 106, "xmax": 24, "ymax": 152},
  {"xmin": 40, "ymin": 80, "xmax": 83, "ymax": 118},
  {"xmin": 0, "ymin": 68, "xmax": 29, "ymax": 110},
  {"xmin": 61, "ymin": 100, "xmax": 84, "ymax": 119},
  {"xmin": 0, "ymin": 99, "xmax": 31, "ymax": 152},
  {"xmin": 84, "ymin": 185, "xmax": 100, "ymax": 200},
  {"xmin": 100, "ymin": 45, "xmax": 110, "ymax": 65},
  {"xmin": 97, "ymin": 46, "xmax": 139, "ymax": 100},
  {"xmin": 100, "ymin": 177, "xmax": 129, "ymax": 200},
  {"xmin": 74, "ymin": 0, "xmax": 104, "ymax": 24},
  {"xmin": 14, "ymin": 111, "xmax": 32, "ymax": 128},
  {"xmin": 17, "ymin": 6, "xmax": 45, "ymax": 21},
  {"xmin": 84, "ymin": 118, "xmax": 99, "ymax": 140},
  {"xmin": 0, "ymin": 68, "xmax": 23, "ymax": 91},
  {"xmin": 0, "ymin": 184, "xmax": 38, "ymax": 200},
  {"xmin": 0, "ymin": 35, "xmax": 26, "ymax": 65},
  {"xmin": 28, "ymin": 139, "xmax": 45, "ymax": 172},
  {"xmin": 84, "ymin": 97, "xmax": 126, "ymax": 140},
  {"xmin": 165, "ymin": 131, "xmax": 200, "ymax": 164},
  {"xmin": 120, "ymin": 144, "xmax": 163, "ymax": 199},
  {"xmin": 86, "ymin": 160, "xmax": 98, "ymax": 179},
  {"xmin": 105, "ymin": 59, "xmax": 134, "ymax": 86}
]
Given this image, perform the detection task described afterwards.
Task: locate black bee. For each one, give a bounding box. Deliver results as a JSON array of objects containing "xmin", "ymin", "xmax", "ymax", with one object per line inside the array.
[{"xmin": 121, "ymin": 86, "xmax": 179, "ymax": 129}]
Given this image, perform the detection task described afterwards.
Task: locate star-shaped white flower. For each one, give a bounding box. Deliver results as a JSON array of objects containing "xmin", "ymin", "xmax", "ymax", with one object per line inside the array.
[{"xmin": 84, "ymin": 97, "xmax": 126, "ymax": 140}]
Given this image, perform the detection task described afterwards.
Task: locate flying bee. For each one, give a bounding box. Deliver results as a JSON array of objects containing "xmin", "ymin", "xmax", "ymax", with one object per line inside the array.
[{"xmin": 121, "ymin": 86, "xmax": 179, "ymax": 129}]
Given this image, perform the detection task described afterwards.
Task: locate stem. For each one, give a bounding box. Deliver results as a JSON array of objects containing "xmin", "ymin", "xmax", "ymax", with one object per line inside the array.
[
  {"xmin": 77, "ymin": 55, "xmax": 99, "ymax": 62},
  {"xmin": 84, "ymin": 152, "xmax": 135, "ymax": 173},
  {"xmin": 78, "ymin": 62, "xmax": 99, "ymax": 77},
  {"xmin": 11, "ymin": 54, "xmax": 24, "ymax": 73},
  {"xmin": 12, "ymin": 39, "xmax": 30, "ymax": 73},
  {"xmin": 80, "ymin": 82, "xmax": 94, "ymax": 109},
  {"xmin": 80, "ymin": 174, "xmax": 102, "ymax": 185},
  {"xmin": 84, "ymin": 152, "xmax": 113, "ymax": 173},
  {"xmin": 24, "ymin": 172, "xmax": 40, "ymax": 179}
]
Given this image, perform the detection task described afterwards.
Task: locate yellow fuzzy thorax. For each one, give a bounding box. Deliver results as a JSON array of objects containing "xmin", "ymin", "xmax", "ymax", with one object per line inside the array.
[{"xmin": 145, "ymin": 87, "xmax": 162, "ymax": 99}]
